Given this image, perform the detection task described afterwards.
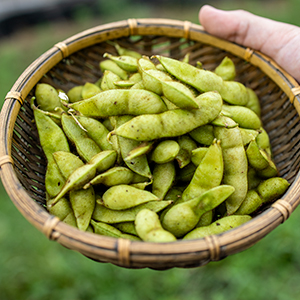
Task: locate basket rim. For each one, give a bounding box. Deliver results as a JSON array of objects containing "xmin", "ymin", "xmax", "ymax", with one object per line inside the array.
[{"xmin": 1, "ymin": 17, "xmax": 300, "ymax": 269}]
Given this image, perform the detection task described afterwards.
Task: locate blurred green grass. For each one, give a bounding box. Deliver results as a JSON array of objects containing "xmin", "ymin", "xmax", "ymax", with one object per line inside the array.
[{"xmin": 1, "ymin": 1, "xmax": 300, "ymax": 299}]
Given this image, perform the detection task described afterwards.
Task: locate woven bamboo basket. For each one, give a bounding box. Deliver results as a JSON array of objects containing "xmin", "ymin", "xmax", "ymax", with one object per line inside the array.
[{"xmin": 1, "ymin": 18, "xmax": 300, "ymax": 270}]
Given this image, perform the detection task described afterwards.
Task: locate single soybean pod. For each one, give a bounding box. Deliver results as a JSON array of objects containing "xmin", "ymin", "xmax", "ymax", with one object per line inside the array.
[
  {"xmin": 151, "ymin": 140, "xmax": 180, "ymax": 164},
  {"xmin": 135, "ymin": 209, "xmax": 177, "ymax": 242},
  {"xmin": 182, "ymin": 139, "xmax": 223, "ymax": 201},
  {"xmin": 152, "ymin": 161, "xmax": 176, "ymax": 199},
  {"xmin": 100, "ymin": 70, "xmax": 122, "ymax": 91},
  {"xmin": 161, "ymin": 185, "xmax": 235, "ymax": 238},
  {"xmin": 35, "ymin": 83, "xmax": 65, "ymax": 112},
  {"xmin": 113, "ymin": 43, "xmax": 142, "ymax": 58},
  {"xmin": 33, "ymin": 106, "xmax": 70, "ymax": 164},
  {"xmin": 114, "ymin": 91, "xmax": 223, "ymax": 141},
  {"xmin": 101, "ymin": 184, "xmax": 160, "ymax": 210},
  {"xmin": 75, "ymin": 116, "xmax": 113, "ymax": 151},
  {"xmin": 245, "ymin": 87, "xmax": 261, "ymax": 117},
  {"xmin": 103, "ymin": 53, "xmax": 139, "ymax": 73},
  {"xmin": 155, "ymin": 55, "xmax": 224, "ymax": 93},
  {"xmin": 69, "ymin": 89, "xmax": 167, "ymax": 118},
  {"xmin": 214, "ymin": 56, "xmax": 236, "ymax": 81},
  {"xmin": 222, "ymin": 104, "xmax": 261, "ymax": 129},
  {"xmin": 67, "ymin": 85, "xmax": 83, "ymax": 103},
  {"xmin": 191, "ymin": 147, "xmax": 209, "ymax": 167},
  {"xmin": 92, "ymin": 200, "xmax": 173, "ymax": 223},
  {"xmin": 91, "ymin": 220, "xmax": 141, "ymax": 241},
  {"xmin": 99, "ymin": 59, "xmax": 128, "ymax": 80},
  {"xmin": 219, "ymin": 81, "xmax": 249, "ymax": 106},
  {"xmin": 84, "ymin": 166, "xmax": 135, "ymax": 188},
  {"xmin": 214, "ymin": 126, "xmax": 248, "ymax": 215},
  {"xmin": 183, "ymin": 215, "xmax": 252, "ymax": 240},
  {"xmin": 61, "ymin": 113, "xmax": 101, "ymax": 162}
]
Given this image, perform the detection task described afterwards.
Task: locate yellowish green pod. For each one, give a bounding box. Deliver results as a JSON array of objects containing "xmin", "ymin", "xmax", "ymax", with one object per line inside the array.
[
  {"xmin": 69, "ymin": 89, "xmax": 167, "ymax": 118},
  {"xmin": 67, "ymin": 85, "xmax": 83, "ymax": 103},
  {"xmin": 151, "ymin": 140, "xmax": 180, "ymax": 164},
  {"xmin": 175, "ymin": 135, "xmax": 198, "ymax": 168},
  {"xmin": 152, "ymin": 161, "xmax": 176, "ymax": 199},
  {"xmin": 219, "ymin": 81, "xmax": 249, "ymax": 106},
  {"xmin": 183, "ymin": 215, "xmax": 252, "ymax": 240},
  {"xmin": 162, "ymin": 185, "xmax": 235, "ymax": 237},
  {"xmin": 214, "ymin": 56, "xmax": 236, "ymax": 81},
  {"xmin": 234, "ymin": 190, "xmax": 262, "ymax": 215},
  {"xmin": 100, "ymin": 70, "xmax": 121, "ymax": 90},
  {"xmin": 103, "ymin": 53, "xmax": 139, "ymax": 73},
  {"xmin": 189, "ymin": 124, "xmax": 214, "ymax": 146},
  {"xmin": 155, "ymin": 55, "xmax": 224, "ymax": 93},
  {"xmin": 135, "ymin": 209, "xmax": 177, "ymax": 242},
  {"xmin": 92, "ymin": 200, "xmax": 173, "ymax": 223},
  {"xmin": 245, "ymin": 87, "xmax": 261, "ymax": 117},
  {"xmin": 101, "ymin": 184, "xmax": 160, "ymax": 210},
  {"xmin": 100, "ymin": 59, "xmax": 128, "ymax": 80},
  {"xmin": 114, "ymin": 91, "xmax": 222, "ymax": 141}
]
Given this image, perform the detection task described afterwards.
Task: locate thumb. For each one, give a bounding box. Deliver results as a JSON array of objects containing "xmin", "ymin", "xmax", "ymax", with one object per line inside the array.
[{"xmin": 199, "ymin": 5, "xmax": 300, "ymax": 82}]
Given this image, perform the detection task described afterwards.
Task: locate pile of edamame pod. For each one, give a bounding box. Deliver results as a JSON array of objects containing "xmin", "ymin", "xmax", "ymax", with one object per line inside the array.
[{"xmin": 32, "ymin": 43, "xmax": 290, "ymax": 242}]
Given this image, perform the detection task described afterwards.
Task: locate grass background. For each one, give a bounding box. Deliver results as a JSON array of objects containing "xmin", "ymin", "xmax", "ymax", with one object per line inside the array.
[{"xmin": 1, "ymin": 0, "xmax": 300, "ymax": 299}]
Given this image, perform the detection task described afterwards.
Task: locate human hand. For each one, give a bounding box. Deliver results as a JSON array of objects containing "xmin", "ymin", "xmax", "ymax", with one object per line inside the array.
[{"xmin": 199, "ymin": 5, "xmax": 300, "ymax": 82}]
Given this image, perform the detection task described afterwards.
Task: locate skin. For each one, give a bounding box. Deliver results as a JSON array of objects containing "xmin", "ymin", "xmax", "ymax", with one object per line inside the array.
[{"xmin": 199, "ymin": 5, "xmax": 300, "ymax": 82}]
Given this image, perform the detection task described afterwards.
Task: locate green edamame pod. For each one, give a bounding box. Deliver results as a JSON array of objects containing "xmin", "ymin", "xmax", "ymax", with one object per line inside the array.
[
  {"xmin": 103, "ymin": 53, "xmax": 138, "ymax": 73},
  {"xmin": 256, "ymin": 127, "xmax": 272, "ymax": 156},
  {"xmin": 240, "ymin": 128, "xmax": 259, "ymax": 146},
  {"xmin": 160, "ymin": 80, "xmax": 199, "ymax": 109},
  {"xmin": 162, "ymin": 185, "xmax": 235, "ymax": 237},
  {"xmin": 113, "ymin": 43, "xmax": 142, "ymax": 58},
  {"xmin": 114, "ymin": 91, "xmax": 222, "ymax": 141},
  {"xmin": 214, "ymin": 56, "xmax": 236, "ymax": 81},
  {"xmin": 219, "ymin": 81, "xmax": 249, "ymax": 106},
  {"xmin": 45, "ymin": 160, "xmax": 67, "ymax": 198},
  {"xmin": 175, "ymin": 135, "xmax": 197, "ymax": 168},
  {"xmin": 101, "ymin": 184, "xmax": 160, "ymax": 210},
  {"xmin": 91, "ymin": 220, "xmax": 141, "ymax": 241},
  {"xmin": 135, "ymin": 209, "xmax": 177, "ymax": 242},
  {"xmin": 81, "ymin": 82, "xmax": 101, "ymax": 99},
  {"xmin": 182, "ymin": 139, "xmax": 223, "ymax": 201},
  {"xmin": 67, "ymin": 85, "xmax": 83, "ymax": 103},
  {"xmin": 69, "ymin": 89, "xmax": 167, "ymax": 118},
  {"xmin": 222, "ymin": 104, "xmax": 261, "ymax": 129},
  {"xmin": 211, "ymin": 115, "xmax": 238, "ymax": 128},
  {"xmin": 99, "ymin": 59, "xmax": 128, "ymax": 80},
  {"xmin": 69, "ymin": 186, "xmax": 96, "ymax": 231},
  {"xmin": 155, "ymin": 55, "xmax": 224, "ymax": 93},
  {"xmin": 183, "ymin": 215, "xmax": 252, "ymax": 240},
  {"xmin": 256, "ymin": 177, "xmax": 290, "ymax": 203},
  {"xmin": 151, "ymin": 140, "xmax": 180, "ymax": 164},
  {"xmin": 152, "ymin": 161, "xmax": 176, "ymax": 199},
  {"xmin": 124, "ymin": 141, "xmax": 154, "ymax": 161},
  {"xmin": 245, "ymin": 87, "xmax": 261, "ymax": 117},
  {"xmin": 114, "ymin": 222, "xmax": 138, "ymax": 236},
  {"xmin": 61, "ymin": 113, "xmax": 101, "ymax": 162},
  {"xmin": 35, "ymin": 83, "xmax": 64, "ymax": 112},
  {"xmin": 196, "ymin": 210, "xmax": 214, "ymax": 227},
  {"xmin": 84, "ymin": 166, "xmax": 134, "ymax": 188},
  {"xmin": 92, "ymin": 200, "xmax": 173, "ymax": 223},
  {"xmin": 33, "ymin": 106, "xmax": 70, "ymax": 164},
  {"xmin": 140, "ymin": 68, "xmax": 172, "ymax": 95},
  {"xmin": 214, "ymin": 126, "xmax": 248, "ymax": 215},
  {"xmin": 75, "ymin": 116, "xmax": 113, "ymax": 151}
]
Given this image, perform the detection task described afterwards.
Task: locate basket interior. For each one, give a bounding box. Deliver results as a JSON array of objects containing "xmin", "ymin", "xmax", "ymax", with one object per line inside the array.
[{"xmin": 11, "ymin": 34, "xmax": 300, "ymax": 214}]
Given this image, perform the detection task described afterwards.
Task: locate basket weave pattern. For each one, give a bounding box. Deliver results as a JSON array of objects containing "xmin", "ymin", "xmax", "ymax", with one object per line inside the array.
[{"xmin": 1, "ymin": 19, "xmax": 300, "ymax": 269}]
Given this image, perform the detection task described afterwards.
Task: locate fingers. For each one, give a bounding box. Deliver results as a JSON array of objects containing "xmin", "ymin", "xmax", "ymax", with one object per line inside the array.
[{"xmin": 199, "ymin": 5, "xmax": 300, "ymax": 82}]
